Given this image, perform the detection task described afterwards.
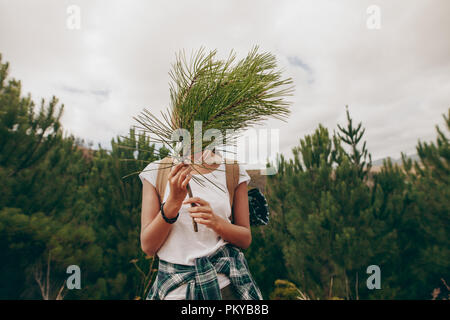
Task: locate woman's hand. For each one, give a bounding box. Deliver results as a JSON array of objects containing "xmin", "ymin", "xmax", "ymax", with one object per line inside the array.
[
  {"xmin": 165, "ymin": 163, "xmax": 192, "ymax": 217},
  {"xmin": 183, "ymin": 183, "xmax": 252, "ymax": 249},
  {"xmin": 184, "ymin": 197, "xmax": 226, "ymax": 232}
]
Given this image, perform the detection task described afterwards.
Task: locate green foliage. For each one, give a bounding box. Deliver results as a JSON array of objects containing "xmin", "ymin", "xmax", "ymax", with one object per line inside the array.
[
  {"xmin": 0, "ymin": 54, "xmax": 63, "ymax": 177},
  {"xmin": 244, "ymin": 227, "xmax": 287, "ymax": 299},
  {"xmin": 394, "ymin": 109, "xmax": 450, "ymax": 298},
  {"xmin": 0, "ymin": 207, "xmax": 102, "ymax": 298},
  {"xmin": 269, "ymin": 280, "xmax": 303, "ymax": 300},
  {"xmin": 134, "ymin": 46, "xmax": 294, "ymax": 156},
  {"xmin": 337, "ymin": 105, "xmax": 372, "ymax": 178},
  {"xmin": 262, "ymin": 120, "xmax": 392, "ymax": 299},
  {"xmin": 129, "ymin": 254, "xmax": 158, "ymax": 300},
  {"xmin": 247, "ymin": 107, "xmax": 449, "ymax": 300}
]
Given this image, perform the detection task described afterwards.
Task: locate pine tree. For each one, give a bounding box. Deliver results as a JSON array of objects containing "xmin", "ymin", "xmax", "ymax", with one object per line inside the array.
[
  {"xmin": 396, "ymin": 108, "xmax": 450, "ymax": 298},
  {"xmin": 337, "ymin": 106, "xmax": 372, "ymax": 179},
  {"xmin": 263, "ymin": 110, "xmax": 398, "ymax": 299},
  {"xmin": 0, "ymin": 54, "xmax": 64, "ymax": 177}
]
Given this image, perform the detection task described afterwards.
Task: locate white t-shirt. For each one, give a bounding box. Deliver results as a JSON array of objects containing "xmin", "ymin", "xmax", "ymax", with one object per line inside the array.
[{"xmin": 139, "ymin": 160, "xmax": 250, "ymax": 300}]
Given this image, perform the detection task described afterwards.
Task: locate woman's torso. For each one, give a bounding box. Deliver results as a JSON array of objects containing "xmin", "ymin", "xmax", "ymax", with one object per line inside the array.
[{"xmin": 140, "ymin": 160, "xmax": 252, "ymax": 299}]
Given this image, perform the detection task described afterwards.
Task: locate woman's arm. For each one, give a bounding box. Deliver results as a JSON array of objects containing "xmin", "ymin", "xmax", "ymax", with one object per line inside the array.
[
  {"xmin": 140, "ymin": 163, "xmax": 192, "ymax": 256},
  {"xmin": 185, "ymin": 181, "xmax": 252, "ymax": 249}
]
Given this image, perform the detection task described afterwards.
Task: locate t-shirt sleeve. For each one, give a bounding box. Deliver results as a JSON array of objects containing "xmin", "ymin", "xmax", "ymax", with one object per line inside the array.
[
  {"xmin": 238, "ymin": 164, "xmax": 251, "ymax": 185},
  {"xmin": 138, "ymin": 160, "xmax": 159, "ymax": 188}
]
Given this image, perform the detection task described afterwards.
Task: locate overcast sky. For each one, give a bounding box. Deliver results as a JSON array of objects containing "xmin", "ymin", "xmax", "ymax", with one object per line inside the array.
[{"xmin": 1, "ymin": 0, "xmax": 449, "ymax": 165}]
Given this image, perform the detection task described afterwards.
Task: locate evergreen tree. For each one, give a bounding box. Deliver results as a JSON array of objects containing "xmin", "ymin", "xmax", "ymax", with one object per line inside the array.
[
  {"xmin": 263, "ymin": 111, "xmax": 397, "ymax": 299},
  {"xmin": 337, "ymin": 105, "xmax": 372, "ymax": 179},
  {"xmin": 396, "ymin": 108, "xmax": 450, "ymax": 298},
  {"xmin": 0, "ymin": 54, "xmax": 63, "ymax": 177}
]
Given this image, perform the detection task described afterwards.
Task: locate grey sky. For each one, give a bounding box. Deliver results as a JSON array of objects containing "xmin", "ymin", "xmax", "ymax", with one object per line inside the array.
[{"xmin": 1, "ymin": 0, "xmax": 449, "ymax": 164}]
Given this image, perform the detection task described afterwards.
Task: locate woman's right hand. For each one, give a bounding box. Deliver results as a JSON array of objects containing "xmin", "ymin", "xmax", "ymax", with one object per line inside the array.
[
  {"xmin": 166, "ymin": 162, "xmax": 192, "ymax": 210},
  {"xmin": 140, "ymin": 162, "xmax": 192, "ymax": 255}
]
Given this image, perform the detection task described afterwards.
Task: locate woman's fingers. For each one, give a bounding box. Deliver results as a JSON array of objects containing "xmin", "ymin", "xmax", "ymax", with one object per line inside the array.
[
  {"xmin": 189, "ymin": 212, "xmax": 211, "ymax": 220},
  {"xmin": 188, "ymin": 206, "xmax": 212, "ymax": 214},
  {"xmin": 183, "ymin": 197, "xmax": 209, "ymax": 206},
  {"xmin": 192, "ymin": 218, "xmax": 209, "ymax": 226},
  {"xmin": 168, "ymin": 162, "xmax": 184, "ymax": 180},
  {"xmin": 177, "ymin": 166, "xmax": 191, "ymax": 186},
  {"xmin": 181, "ymin": 172, "xmax": 191, "ymax": 189},
  {"xmin": 170, "ymin": 164, "xmax": 188, "ymax": 186}
]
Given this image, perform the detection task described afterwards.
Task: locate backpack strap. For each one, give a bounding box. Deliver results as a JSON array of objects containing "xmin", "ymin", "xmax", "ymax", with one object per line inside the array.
[
  {"xmin": 225, "ymin": 159, "xmax": 240, "ymax": 223},
  {"xmin": 155, "ymin": 157, "xmax": 173, "ymax": 203}
]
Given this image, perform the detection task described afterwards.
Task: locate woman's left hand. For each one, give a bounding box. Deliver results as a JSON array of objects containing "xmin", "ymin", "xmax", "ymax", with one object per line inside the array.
[{"xmin": 184, "ymin": 197, "xmax": 225, "ymax": 232}]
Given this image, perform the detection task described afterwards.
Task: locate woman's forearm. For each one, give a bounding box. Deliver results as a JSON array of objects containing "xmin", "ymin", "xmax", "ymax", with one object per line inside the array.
[
  {"xmin": 215, "ymin": 218, "xmax": 252, "ymax": 249},
  {"xmin": 141, "ymin": 198, "xmax": 181, "ymax": 256}
]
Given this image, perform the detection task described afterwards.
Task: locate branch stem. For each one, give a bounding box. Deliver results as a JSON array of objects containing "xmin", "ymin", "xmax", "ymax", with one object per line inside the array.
[{"xmin": 186, "ymin": 183, "xmax": 198, "ymax": 232}]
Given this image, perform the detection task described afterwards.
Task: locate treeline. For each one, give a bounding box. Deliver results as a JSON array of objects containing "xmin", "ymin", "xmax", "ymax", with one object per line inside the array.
[
  {"xmin": 0, "ymin": 54, "xmax": 448, "ymax": 299},
  {"xmin": 246, "ymin": 108, "xmax": 449, "ymax": 300}
]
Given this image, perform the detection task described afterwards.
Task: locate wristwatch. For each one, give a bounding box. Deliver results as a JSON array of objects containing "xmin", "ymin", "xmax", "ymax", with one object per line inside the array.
[{"xmin": 160, "ymin": 202, "xmax": 179, "ymax": 224}]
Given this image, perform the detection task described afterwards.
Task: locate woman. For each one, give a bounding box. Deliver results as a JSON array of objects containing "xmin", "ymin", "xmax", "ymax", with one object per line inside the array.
[{"xmin": 139, "ymin": 150, "xmax": 262, "ymax": 300}]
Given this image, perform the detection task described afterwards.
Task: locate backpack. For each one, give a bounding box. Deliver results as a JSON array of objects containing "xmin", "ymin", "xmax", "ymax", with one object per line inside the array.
[{"xmin": 155, "ymin": 157, "xmax": 269, "ymax": 226}]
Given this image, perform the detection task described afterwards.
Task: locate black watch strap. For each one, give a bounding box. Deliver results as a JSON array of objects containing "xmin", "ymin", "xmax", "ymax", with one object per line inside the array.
[{"xmin": 160, "ymin": 202, "xmax": 179, "ymax": 224}]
